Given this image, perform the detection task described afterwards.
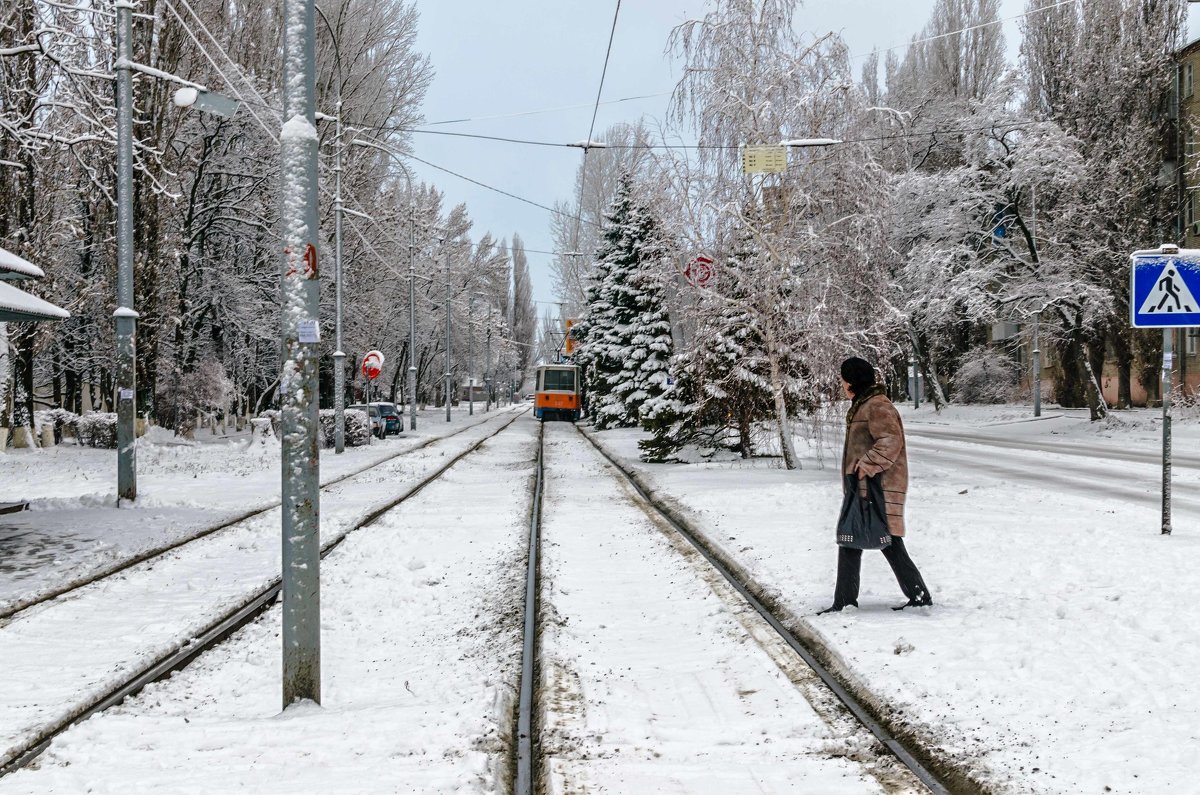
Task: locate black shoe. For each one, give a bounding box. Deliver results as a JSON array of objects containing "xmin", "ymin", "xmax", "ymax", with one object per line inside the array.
[
  {"xmin": 817, "ymin": 602, "xmax": 856, "ymax": 615},
  {"xmin": 892, "ymin": 597, "xmax": 933, "ymax": 611}
]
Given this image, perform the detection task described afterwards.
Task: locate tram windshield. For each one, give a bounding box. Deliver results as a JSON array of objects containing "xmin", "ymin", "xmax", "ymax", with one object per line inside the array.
[{"xmin": 541, "ymin": 369, "xmax": 576, "ymax": 391}]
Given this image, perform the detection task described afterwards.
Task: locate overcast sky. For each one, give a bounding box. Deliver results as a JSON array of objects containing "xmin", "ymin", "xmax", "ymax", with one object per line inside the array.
[{"xmin": 407, "ymin": 1, "xmax": 1200, "ymax": 318}]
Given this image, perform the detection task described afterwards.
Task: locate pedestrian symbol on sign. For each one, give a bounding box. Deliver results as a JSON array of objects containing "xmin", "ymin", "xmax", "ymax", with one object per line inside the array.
[
  {"xmin": 1130, "ymin": 249, "xmax": 1200, "ymax": 328},
  {"xmin": 1138, "ymin": 265, "xmax": 1198, "ymax": 316}
]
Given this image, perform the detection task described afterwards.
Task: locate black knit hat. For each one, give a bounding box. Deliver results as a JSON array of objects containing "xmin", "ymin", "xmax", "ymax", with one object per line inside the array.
[{"xmin": 840, "ymin": 357, "xmax": 876, "ymax": 395}]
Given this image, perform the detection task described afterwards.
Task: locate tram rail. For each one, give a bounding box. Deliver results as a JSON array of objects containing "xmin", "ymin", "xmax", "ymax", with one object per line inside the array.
[
  {"xmin": 0, "ymin": 411, "xmax": 514, "ymax": 623},
  {"xmin": 573, "ymin": 424, "xmax": 978, "ymax": 795},
  {"xmin": 0, "ymin": 409, "xmax": 525, "ymax": 778}
]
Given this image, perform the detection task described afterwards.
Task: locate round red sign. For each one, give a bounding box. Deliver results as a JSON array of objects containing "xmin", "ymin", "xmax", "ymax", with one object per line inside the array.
[{"xmin": 361, "ymin": 350, "xmax": 384, "ymax": 380}]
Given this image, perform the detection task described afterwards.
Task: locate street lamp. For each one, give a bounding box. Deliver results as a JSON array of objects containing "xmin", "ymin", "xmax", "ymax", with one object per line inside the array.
[
  {"xmin": 113, "ymin": 2, "xmax": 239, "ymax": 503},
  {"xmin": 444, "ymin": 248, "xmax": 452, "ymax": 422},
  {"xmin": 349, "ymin": 138, "xmax": 417, "ymax": 430},
  {"xmin": 314, "ymin": 3, "xmax": 347, "ymax": 452},
  {"xmin": 467, "ymin": 295, "xmax": 475, "ymax": 415}
]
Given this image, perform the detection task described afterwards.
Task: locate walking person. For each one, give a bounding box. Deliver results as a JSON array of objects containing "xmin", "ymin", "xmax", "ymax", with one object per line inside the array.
[{"xmin": 818, "ymin": 357, "xmax": 933, "ymax": 614}]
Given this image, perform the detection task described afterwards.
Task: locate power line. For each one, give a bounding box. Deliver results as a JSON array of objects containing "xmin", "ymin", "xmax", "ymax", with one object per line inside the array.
[
  {"xmin": 569, "ymin": 0, "xmax": 623, "ymax": 261},
  {"xmin": 851, "ymin": 0, "xmax": 1075, "ymax": 61},
  {"xmin": 418, "ymin": 91, "xmax": 671, "ymax": 128},
  {"xmin": 359, "ymin": 117, "xmax": 1060, "ymax": 151}
]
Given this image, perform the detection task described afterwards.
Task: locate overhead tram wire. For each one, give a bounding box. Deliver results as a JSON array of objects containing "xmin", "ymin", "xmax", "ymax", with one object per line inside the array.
[
  {"xmin": 362, "ymin": 118, "xmax": 1059, "ymax": 151},
  {"xmin": 564, "ymin": 0, "xmax": 623, "ymax": 267},
  {"xmin": 155, "ymin": 8, "xmax": 590, "ymax": 264},
  {"xmin": 849, "ymin": 0, "xmax": 1076, "ymax": 61}
]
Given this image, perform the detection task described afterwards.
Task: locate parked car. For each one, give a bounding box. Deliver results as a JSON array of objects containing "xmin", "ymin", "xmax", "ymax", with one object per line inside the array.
[
  {"xmin": 347, "ymin": 404, "xmax": 385, "ymax": 438},
  {"xmin": 371, "ymin": 402, "xmax": 402, "ymax": 436}
]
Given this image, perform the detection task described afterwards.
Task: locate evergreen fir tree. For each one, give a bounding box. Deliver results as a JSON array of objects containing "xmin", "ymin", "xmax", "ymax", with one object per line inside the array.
[
  {"xmin": 578, "ymin": 175, "xmax": 674, "ymax": 430},
  {"xmin": 640, "ymin": 234, "xmax": 786, "ymax": 461}
]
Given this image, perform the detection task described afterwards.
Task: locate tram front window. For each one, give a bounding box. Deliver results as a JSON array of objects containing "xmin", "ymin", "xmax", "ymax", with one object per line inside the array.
[{"xmin": 543, "ymin": 370, "xmax": 576, "ymax": 391}]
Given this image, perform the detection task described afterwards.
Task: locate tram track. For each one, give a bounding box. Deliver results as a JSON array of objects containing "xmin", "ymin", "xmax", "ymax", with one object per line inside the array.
[
  {"xmin": 0, "ymin": 408, "xmax": 526, "ymax": 778},
  {"xmin": 0, "ymin": 411, "xmax": 512, "ymax": 623},
  {"xmin": 571, "ymin": 424, "xmax": 972, "ymax": 795}
]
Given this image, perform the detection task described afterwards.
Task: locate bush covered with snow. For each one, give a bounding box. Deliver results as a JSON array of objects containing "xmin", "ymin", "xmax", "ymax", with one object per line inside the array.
[
  {"xmin": 34, "ymin": 408, "xmax": 80, "ymax": 442},
  {"xmin": 318, "ymin": 408, "xmax": 370, "ymax": 448},
  {"xmin": 951, "ymin": 347, "xmax": 1019, "ymax": 404},
  {"xmin": 76, "ymin": 412, "xmax": 119, "ymax": 448},
  {"xmin": 258, "ymin": 410, "xmax": 280, "ymax": 438}
]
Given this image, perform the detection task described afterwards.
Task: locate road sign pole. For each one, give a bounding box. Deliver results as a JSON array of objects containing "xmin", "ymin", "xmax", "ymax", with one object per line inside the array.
[
  {"xmin": 1162, "ymin": 327, "xmax": 1173, "ymax": 536},
  {"xmin": 280, "ymin": 0, "xmax": 321, "ymax": 708},
  {"xmin": 445, "ymin": 253, "xmax": 452, "ymax": 423}
]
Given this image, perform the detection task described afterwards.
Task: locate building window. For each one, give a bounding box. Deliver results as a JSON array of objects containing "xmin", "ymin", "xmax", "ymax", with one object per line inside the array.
[
  {"xmin": 1189, "ymin": 328, "xmax": 1199, "ymax": 357},
  {"xmin": 1186, "ymin": 63, "xmax": 1195, "ymax": 100}
]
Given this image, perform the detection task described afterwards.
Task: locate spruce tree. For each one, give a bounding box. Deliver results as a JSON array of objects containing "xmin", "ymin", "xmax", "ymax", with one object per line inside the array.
[{"xmin": 579, "ymin": 176, "xmax": 674, "ymax": 430}]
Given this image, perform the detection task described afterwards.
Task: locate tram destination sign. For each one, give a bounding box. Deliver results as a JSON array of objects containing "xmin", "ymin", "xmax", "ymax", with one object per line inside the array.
[{"xmin": 1130, "ymin": 247, "xmax": 1200, "ymax": 328}]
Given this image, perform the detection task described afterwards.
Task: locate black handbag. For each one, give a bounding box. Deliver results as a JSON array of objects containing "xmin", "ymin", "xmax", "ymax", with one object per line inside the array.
[{"xmin": 836, "ymin": 473, "xmax": 893, "ymax": 551}]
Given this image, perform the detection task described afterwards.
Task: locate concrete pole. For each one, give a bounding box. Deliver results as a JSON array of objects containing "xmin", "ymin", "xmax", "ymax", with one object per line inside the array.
[
  {"xmin": 333, "ymin": 100, "xmax": 346, "ymax": 453},
  {"xmin": 114, "ymin": 1, "xmax": 138, "ymax": 504},
  {"xmin": 280, "ymin": 0, "xmax": 321, "ymax": 707},
  {"xmin": 909, "ymin": 351, "xmax": 919, "ymax": 410},
  {"xmin": 1032, "ymin": 309, "xmax": 1042, "ymax": 418},
  {"xmin": 445, "ymin": 253, "xmax": 452, "ymax": 423},
  {"xmin": 408, "ymin": 205, "xmax": 418, "ymax": 430},
  {"xmin": 1162, "ymin": 327, "xmax": 1173, "ymax": 535}
]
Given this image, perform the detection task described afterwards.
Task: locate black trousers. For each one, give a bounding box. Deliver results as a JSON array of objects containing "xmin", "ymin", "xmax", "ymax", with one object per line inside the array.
[{"xmin": 833, "ymin": 536, "xmax": 931, "ymax": 608}]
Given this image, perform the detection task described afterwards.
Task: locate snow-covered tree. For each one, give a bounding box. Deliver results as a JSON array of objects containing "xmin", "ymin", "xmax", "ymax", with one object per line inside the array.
[
  {"xmin": 577, "ymin": 176, "xmax": 674, "ymax": 430},
  {"xmin": 662, "ymin": 0, "xmax": 898, "ymax": 467}
]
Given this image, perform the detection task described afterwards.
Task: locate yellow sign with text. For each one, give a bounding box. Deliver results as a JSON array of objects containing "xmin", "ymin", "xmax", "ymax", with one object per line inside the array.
[{"xmin": 741, "ymin": 145, "xmax": 787, "ymax": 174}]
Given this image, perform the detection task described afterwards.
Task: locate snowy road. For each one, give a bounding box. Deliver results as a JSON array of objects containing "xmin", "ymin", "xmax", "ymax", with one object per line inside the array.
[
  {"xmin": 0, "ymin": 413, "xmax": 539, "ymax": 793},
  {"xmin": 0, "ymin": 409, "xmax": 522, "ymax": 775},
  {"xmin": 537, "ymin": 423, "xmax": 920, "ymax": 793},
  {"xmin": 905, "ymin": 421, "xmax": 1200, "ymax": 468},
  {"xmin": 906, "ymin": 434, "xmax": 1200, "ymax": 515}
]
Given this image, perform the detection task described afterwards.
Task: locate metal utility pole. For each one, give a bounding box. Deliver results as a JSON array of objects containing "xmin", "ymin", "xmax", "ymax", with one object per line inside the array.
[
  {"xmin": 114, "ymin": 0, "xmax": 137, "ymax": 504},
  {"xmin": 408, "ymin": 205, "xmax": 418, "ymax": 431},
  {"xmin": 485, "ymin": 324, "xmax": 492, "ymax": 412},
  {"xmin": 333, "ymin": 100, "xmax": 346, "ymax": 453},
  {"xmin": 445, "ymin": 251, "xmax": 452, "ymax": 423},
  {"xmin": 1162, "ymin": 328, "xmax": 1173, "ymax": 535},
  {"xmin": 280, "ymin": 0, "xmax": 321, "ymax": 707},
  {"xmin": 468, "ymin": 296, "xmax": 474, "ymax": 415}
]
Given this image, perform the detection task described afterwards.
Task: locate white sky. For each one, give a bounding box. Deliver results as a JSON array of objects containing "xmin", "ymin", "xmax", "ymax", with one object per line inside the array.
[{"xmin": 408, "ymin": 1, "xmax": 1200, "ymax": 317}]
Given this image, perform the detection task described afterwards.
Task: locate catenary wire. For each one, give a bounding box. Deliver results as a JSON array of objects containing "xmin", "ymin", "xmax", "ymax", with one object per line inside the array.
[
  {"xmin": 568, "ymin": 0, "xmax": 623, "ymax": 259},
  {"xmin": 850, "ymin": 0, "xmax": 1076, "ymax": 61}
]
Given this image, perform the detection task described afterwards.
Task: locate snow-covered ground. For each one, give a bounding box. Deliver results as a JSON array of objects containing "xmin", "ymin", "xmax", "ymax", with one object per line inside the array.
[
  {"xmin": 538, "ymin": 423, "xmax": 922, "ymax": 793},
  {"xmin": 2, "ymin": 402, "xmax": 1196, "ymax": 793},
  {"xmin": 583, "ymin": 403, "xmax": 1200, "ymax": 794},
  {"xmin": 0, "ymin": 412, "xmax": 537, "ymax": 793},
  {"xmin": 0, "ymin": 407, "xmax": 523, "ymax": 775},
  {"xmin": 0, "ymin": 406, "xmax": 514, "ymax": 612}
]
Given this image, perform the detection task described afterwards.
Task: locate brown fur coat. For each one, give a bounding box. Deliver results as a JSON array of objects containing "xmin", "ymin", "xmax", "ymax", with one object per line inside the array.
[{"xmin": 842, "ymin": 390, "xmax": 908, "ymax": 536}]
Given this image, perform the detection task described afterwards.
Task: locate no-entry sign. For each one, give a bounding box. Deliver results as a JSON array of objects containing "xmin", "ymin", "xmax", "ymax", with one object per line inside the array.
[{"xmin": 361, "ymin": 350, "xmax": 384, "ymax": 380}]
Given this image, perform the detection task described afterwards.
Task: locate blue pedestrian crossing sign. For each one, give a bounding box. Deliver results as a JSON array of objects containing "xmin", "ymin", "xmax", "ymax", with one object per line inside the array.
[{"xmin": 1130, "ymin": 248, "xmax": 1200, "ymax": 328}]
